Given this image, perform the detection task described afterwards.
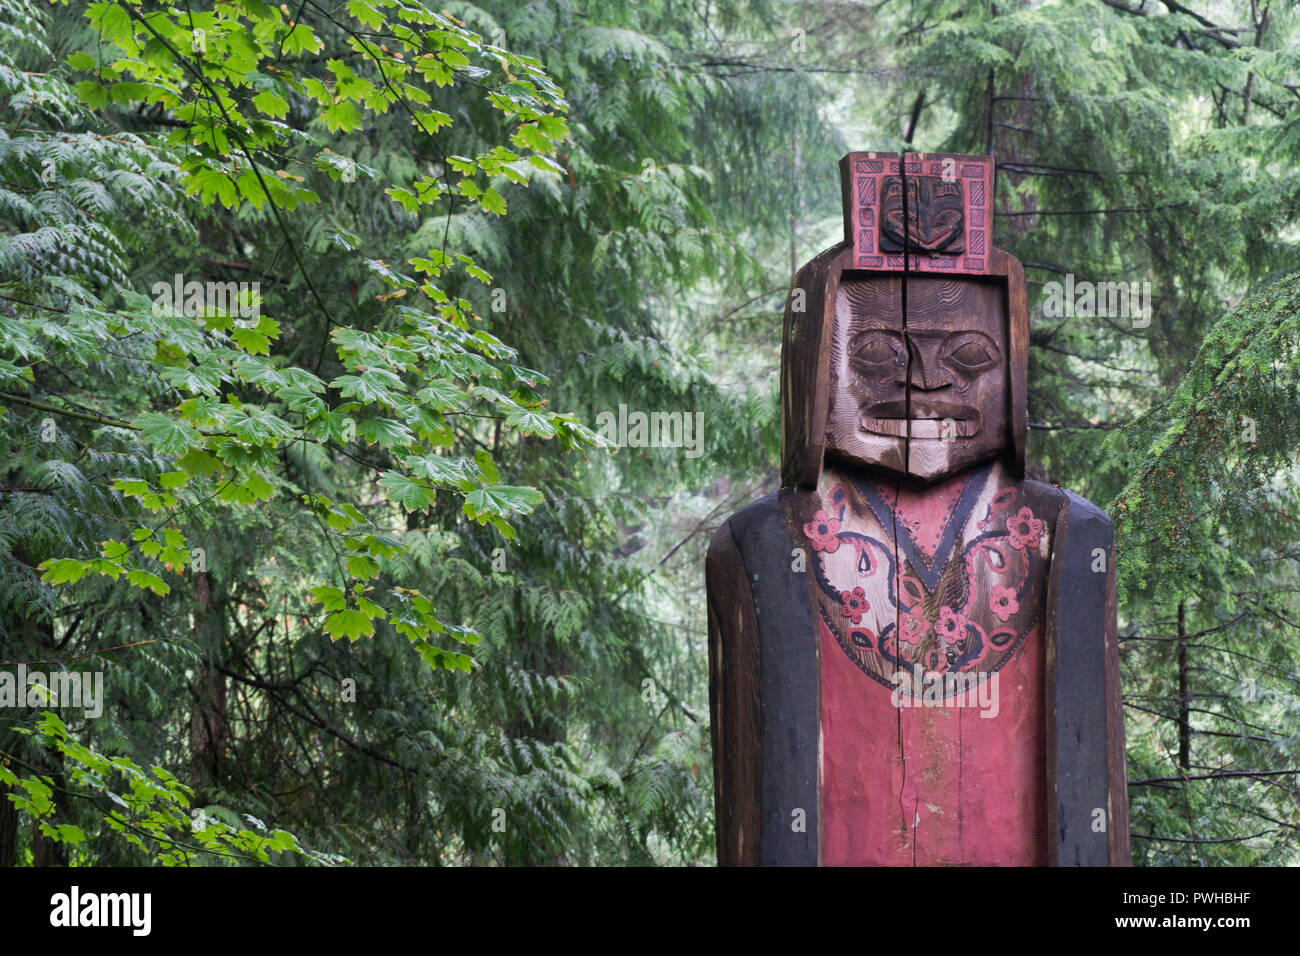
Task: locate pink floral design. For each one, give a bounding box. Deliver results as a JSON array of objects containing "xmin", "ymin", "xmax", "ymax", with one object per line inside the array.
[
  {"xmin": 804, "ymin": 510, "xmax": 841, "ymax": 553},
  {"xmin": 899, "ymin": 608, "xmax": 931, "ymax": 646},
  {"xmin": 989, "ymin": 584, "xmax": 1019, "ymax": 622},
  {"xmin": 935, "ymin": 606, "xmax": 970, "ymax": 646},
  {"xmin": 919, "ymin": 650, "xmax": 950, "ymax": 677},
  {"xmin": 1006, "ymin": 506, "xmax": 1043, "ymax": 551},
  {"xmin": 840, "ymin": 587, "xmax": 869, "ymax": 624},
  {"xmin": 849, "ymin": 627, "xmax": 876, "ymax": 651},
  {"xmin": 980, "ymin": 487, "xmax": 1019, "ymax": 530}
]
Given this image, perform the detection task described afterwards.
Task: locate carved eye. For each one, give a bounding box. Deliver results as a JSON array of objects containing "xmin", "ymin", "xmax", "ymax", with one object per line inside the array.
[
  {"xmin": 930, "ymin": 207, "xmax": 962, "ymax": 233},
  {"xmin": 953, "ymin": 342, "xmax": 991, "ymax": 365},
  {"xmin": 858, "ymin": 340, "xmax": 898, "ymax": 362},
  {"xmin": 850, "ymin": 331, "xmax": 904, "ymax": 371},
  {"xmin": 944, "ymin": 333, "xmax": 1000, "ymax": 375}
]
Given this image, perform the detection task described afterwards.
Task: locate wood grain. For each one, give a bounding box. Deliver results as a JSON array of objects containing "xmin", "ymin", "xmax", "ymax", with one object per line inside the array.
[
  {"xmin": 780, "ymin": 243, "xmax": 852, "ymax": 489},
  {"xmin": 707, "ymin": 492, "xmax": 822, "ymax": 866},
  {"xmin": 706, "ymin": 518, "xmax": 762, "ymax": 865},
  {"xmin": 1045, "ymin": 489, "xmax": 1130, "ymax": 865}
]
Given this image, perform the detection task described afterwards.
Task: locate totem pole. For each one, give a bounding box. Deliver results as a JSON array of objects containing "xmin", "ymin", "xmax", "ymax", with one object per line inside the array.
[{"xmin": 706, "ymin": 152, "xmax": 1129, "ymax": 866}]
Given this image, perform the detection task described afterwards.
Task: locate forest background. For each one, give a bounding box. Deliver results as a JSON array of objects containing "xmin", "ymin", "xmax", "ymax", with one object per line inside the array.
[{"xmin": 1, "ymin": 0, "xmax": 1298, "ymax": 866}]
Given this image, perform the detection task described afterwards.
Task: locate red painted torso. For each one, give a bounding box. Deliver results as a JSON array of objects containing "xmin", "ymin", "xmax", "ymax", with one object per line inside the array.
[{"xmin": 796, "ymin": 461, "xmax": 1050, "ymax": 865}]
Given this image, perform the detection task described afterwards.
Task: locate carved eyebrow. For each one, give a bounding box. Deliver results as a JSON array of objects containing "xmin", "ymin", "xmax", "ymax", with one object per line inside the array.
[
  {"xmin": 941, "ymin": 330, "xmax": 1001, "ymax": 352},
  {"xmin": 847, "ymin": 328, "xmax": 905, "ymax": 352}
]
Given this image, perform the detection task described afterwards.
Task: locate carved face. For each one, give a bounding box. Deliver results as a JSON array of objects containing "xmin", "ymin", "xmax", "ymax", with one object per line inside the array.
[
  {"xmin": 825, "ymin": 275, "xmax": 1008, "ymax": 481},
  {"xmin": 880, "ymin": 176, "xmax": 965, "ymax": 255}
]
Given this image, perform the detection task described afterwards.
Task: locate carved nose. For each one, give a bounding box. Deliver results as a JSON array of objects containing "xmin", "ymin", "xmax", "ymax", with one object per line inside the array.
[{"xmin": 893, "ymin": 333, "xmax": 952, "ymax": 391}]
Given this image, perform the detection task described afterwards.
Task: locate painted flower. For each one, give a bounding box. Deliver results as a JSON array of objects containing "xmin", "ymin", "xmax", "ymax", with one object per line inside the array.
[
  {"xmin": 980, "ymin": 487, "xmax": 1019, "ymax": 530},
  {"xmin": 1006, "ymin": 506, "xmax": 1044, "ymax": 551},
  {"xmin": 935, "ymin": 606, "xmax": 970, "ymax": 646},
  {"xmin": 899, "ymin": 608, "xmax": 931, "ymax": 646},
  {"xmin": 840, "ymin": 587, "xmax": 869, "ymax": 624},
  {"xmin": 989, "ymin": 584, "xmax": 1020, "ymax": 622},
  {"xmin": 803, "ymin": 510, "xmax": 842, "ymax": 553}
]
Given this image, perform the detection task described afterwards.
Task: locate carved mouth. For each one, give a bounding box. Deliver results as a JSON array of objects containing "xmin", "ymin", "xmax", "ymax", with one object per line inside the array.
[{"xmin": 860, "ymin": 402, "xmax": 978, "ymax": 440}]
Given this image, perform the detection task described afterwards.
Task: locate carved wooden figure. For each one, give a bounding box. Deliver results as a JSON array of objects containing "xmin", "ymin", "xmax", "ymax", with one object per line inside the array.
[{"xmin": 706, "ymin": 152, "xmax": 1130, "ymax": 866}]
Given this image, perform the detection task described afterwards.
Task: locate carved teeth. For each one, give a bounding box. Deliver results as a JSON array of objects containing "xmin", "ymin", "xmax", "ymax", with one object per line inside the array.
[{"xmin": 861, "ymin": 417, "xmax": 976, "ymax": 439}]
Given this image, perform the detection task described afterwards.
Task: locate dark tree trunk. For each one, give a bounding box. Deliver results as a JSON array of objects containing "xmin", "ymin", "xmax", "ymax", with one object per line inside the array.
[
  {"xmin": 0, "ymin": 729, "xmax": 18, "ymax": 866},
  {"xmin": 30, "ymin": 755, "xmax": 69, "ymax": 867},
  {"xmin": 1177, "ymin": 600, "xmax": 1190, "ymax": 770},
  {"xmin": 189, "ymin": 571, "xmax": 229, "ymax": 798},
  {"xmin": 2, "ymin": 550, "xmax": 62, "ymax": 866}
]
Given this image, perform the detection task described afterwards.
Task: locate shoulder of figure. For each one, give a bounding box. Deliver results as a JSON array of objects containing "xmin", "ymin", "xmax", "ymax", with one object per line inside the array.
[
  {"xmin": 709, "ymin": 492, "xmax": 783, "ymax": 559},
  {"xmin": 1011, "ymin": 480, "xmax": 1116, "ymax": 559}
]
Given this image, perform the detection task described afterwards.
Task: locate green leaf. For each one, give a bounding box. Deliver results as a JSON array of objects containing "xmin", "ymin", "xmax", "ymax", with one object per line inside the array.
[
  {"xmin": 126, "ymin": 569, "xmax": 170, "ymax": 595},
  {"xmin": 281, "ymin": 22, "xmax": 324, "ymax": 55},
  {"xmin": 113, "ymin": 477, "xmax": 149, "ymax": 498},
  {"xmin": 463, "ymin": 485, "xmax": 544, "ymax": 518},
  {"xmin": 232, "ymin": 327, "xmax": 272, "ymax": 355},
  {"xmin": 101, "ymin": 539, "xmax": 130, "ymax": 561},
  {"xmin": 474, "ymin": 448, "xmax": 501, "ymax": 484},
  {"xmin": 346, "ymin": 554, "xmax": 381, "ymax": 580},
  {"xmin": 345, "ymin": 0, "xmax": 384, "ymax": 28},
  {"xmin": 480, "ymin": 188, "xmax": 506, "ymax": 215},
  {"xmin": 325, "ymin": 609, "xmax": 373, "ymax": 642},
  {"xmin": 40, "ymin": 559, "xmax": 90, "ymax": 586},
  {"xmin": 416, "ymin": 381, "xmax": 463, "ymax": 410},
  {"xmin": 252, "ymin": 89, "xmax": 290, "ymax": 118},
  {"xmin": 505, "ymin": 408, "xmax": 557, "ymax": 438},
  {"xmin": 513, "ymin": 123, "xmax": 549, "ymax": 153},
  {"xmin": 355, "ymin": 417, "xmax": 412, "ymax": 447},
  {"xmin": 177, "ymin": 449, "xmax": 223, "ymax": 478},
  {"xmin": 378, "ymin": 471, "xmax": 432, "ymax": 510},
  {"xmin": 309, "ymin": 585, "xmax": 347, "ymax": 611},
  {"xmin": 137, "ymin": 413, "xmax": 202, "ymax": 455},
  {"xmin": 321, "ymin": 100, "xmax": 363, "ymax": 133}
]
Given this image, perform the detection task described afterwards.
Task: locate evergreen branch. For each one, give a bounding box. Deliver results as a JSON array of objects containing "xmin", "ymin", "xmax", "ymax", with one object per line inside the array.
[
  {"xmin": 1130, "ymin": 768, "xmax": 1300, "ymax": 785},
  {"xmin": 0, "ymin": 390, "xmax": 135, "ymax": 429},
  {"xmin": 1131, "ymin": 829, "xmax": 1274, "ymax": 844},
  {"xmin": 0, "ymin": 639, "xmax": 157, "ymax": 667}
]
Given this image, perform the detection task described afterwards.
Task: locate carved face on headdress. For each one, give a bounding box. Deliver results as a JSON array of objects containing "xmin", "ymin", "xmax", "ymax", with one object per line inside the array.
[
  {"xmin": 880, "ymin": 176, "xmax": 965, "ymax": 255},
  {"xmin": 825, "ymin": 274, "xmax": 1009, "ymax": 481}
]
